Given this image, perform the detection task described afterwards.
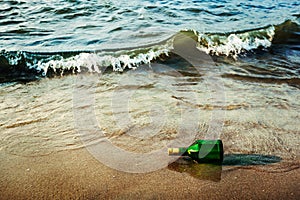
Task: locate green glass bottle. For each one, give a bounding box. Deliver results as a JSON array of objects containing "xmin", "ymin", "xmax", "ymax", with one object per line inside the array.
[{"xmin": 168, "ymin": 140, "xmax": 223, "ymax": 164}]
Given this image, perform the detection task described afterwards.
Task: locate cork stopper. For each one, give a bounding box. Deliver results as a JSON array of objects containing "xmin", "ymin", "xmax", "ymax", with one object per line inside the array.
[{"xmin": 168, "ymin": 148, "xmax": 180, "ymax": 155}]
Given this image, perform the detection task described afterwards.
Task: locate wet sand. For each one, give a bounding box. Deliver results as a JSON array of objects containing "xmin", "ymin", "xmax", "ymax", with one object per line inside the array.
[
  {"xmin": 0, "ymin": 148, "xmax": 299, "ymax": 200},
  {"xmin": 0, "ymin": 74, "xmax": 299, "ymax": 199}
]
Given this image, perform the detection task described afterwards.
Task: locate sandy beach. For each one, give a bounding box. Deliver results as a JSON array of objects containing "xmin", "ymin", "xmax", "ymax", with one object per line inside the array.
[
  {"xmin": 1, "ymin": 1, "xmax": 300, "ymax": 199},
  {"xmin": 0, "ymin": 147, "xmax": 299, "ymax": 200}
]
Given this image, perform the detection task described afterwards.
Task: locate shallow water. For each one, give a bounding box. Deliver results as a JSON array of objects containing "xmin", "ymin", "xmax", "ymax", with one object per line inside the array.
[{"xmin": 0, "ymin": 65, "xmax": 299, "ymax": 173}]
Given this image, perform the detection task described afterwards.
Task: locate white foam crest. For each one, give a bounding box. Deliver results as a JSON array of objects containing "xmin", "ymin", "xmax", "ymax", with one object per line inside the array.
[
  {"xmin": 197, "ymin": 26, "xmax": 275, "ymax": 58},
  {"xmin": 37, "ymin": 44, "xmax": 172, "ymax": 76}
]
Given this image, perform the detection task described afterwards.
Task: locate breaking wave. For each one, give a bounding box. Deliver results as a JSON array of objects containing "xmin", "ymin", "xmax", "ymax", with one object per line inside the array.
[
  {"xmin": 196, "ymin": 26, "xmax": 275, "ymax": 57},
  {"xmin": 0, "ymin": 20, "xmax": 299, "ymax": 83}
]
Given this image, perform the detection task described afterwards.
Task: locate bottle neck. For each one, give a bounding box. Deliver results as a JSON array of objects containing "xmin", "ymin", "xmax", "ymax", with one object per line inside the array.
[{"xmin": 168, "ymin": 147, "xmax": 188, "ymax": 156}]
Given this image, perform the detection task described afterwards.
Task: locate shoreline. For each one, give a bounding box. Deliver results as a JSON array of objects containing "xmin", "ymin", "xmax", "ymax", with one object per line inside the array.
[{"xmin": 0, "ymin": 148, "xmax": 299, "ymax": 200}]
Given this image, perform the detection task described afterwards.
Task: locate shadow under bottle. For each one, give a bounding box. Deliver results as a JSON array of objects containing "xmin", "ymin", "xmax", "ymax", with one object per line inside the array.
[{"xmin": 168, "ymin": 140, "xmax": 281, "ymax": 182}]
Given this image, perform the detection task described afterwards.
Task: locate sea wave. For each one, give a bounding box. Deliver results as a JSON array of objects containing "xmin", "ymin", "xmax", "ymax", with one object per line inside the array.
[
  {"xmin": 0, "ymin": 20, "xmax": 299, "ymax": 83},
  {"xmin": 195, "ymin": 26, "xmax": 275, "ymax": 58},
  {"xmin": 188, "ymin": 19, "xmax": 300, "ymax": 57}
]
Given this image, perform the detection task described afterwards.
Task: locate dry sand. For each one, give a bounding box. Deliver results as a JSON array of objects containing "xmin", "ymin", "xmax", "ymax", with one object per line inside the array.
[{"xmin": 0, "ymin": 148, "xmax": 299, "ymax": 200}]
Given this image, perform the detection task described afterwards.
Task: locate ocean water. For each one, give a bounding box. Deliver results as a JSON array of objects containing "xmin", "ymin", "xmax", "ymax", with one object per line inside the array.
[{"xmin": 0, "ymin": 0, "xmax": 299, "ymax": 173}]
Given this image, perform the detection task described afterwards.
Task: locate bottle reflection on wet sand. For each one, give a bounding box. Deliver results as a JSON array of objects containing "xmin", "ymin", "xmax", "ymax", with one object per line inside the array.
[{"xmin": 168, "ymin": 158, "xmax": 222, "ymax": 182}]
